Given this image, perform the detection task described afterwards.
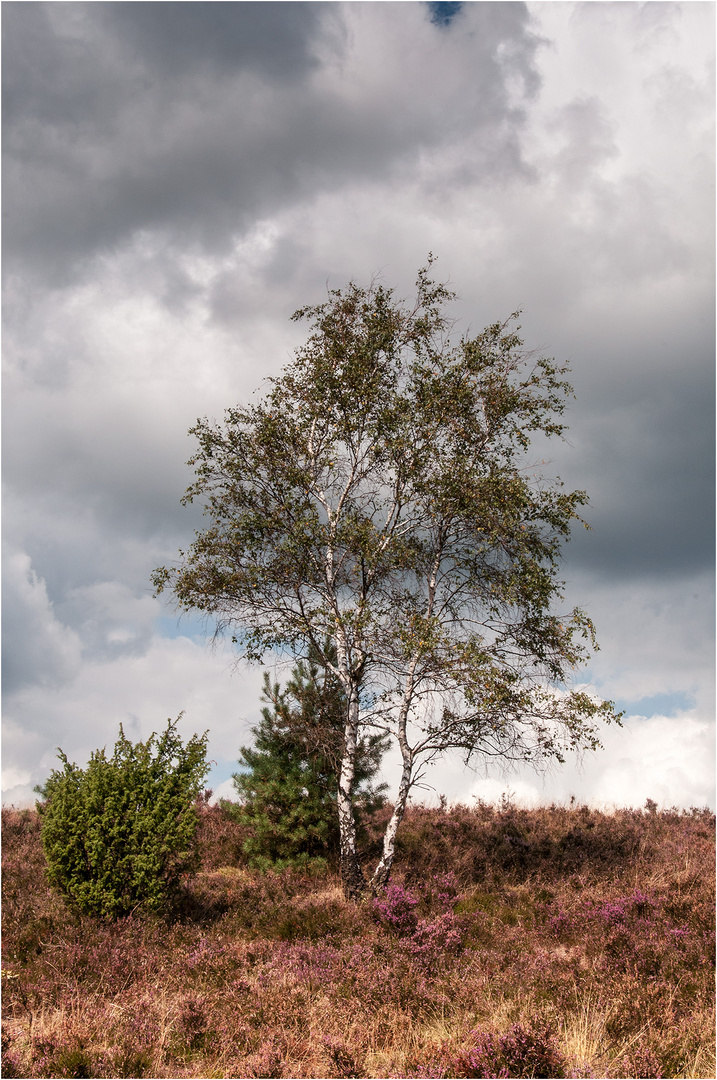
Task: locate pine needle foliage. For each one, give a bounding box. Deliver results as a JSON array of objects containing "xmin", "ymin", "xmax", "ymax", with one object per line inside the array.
[
  {"xmin": 36, "ymin": 719, "xmax": 209, "ymax": 919},
  {"xmin": 232, "ymin": 646, "xmax": 388, "ymax": 870}
]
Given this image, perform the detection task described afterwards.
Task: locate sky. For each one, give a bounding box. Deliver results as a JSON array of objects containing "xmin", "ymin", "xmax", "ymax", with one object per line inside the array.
[{"xmin": 3, "ymin": 1, "xmax": 714, "ymax": 812}]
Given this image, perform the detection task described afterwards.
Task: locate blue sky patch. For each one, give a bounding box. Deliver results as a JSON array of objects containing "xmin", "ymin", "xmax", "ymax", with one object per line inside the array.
[
  {"xmin": 427, "ymin": 2, "xmax": 463, "ymax": 28},
  {"xmin": 612, "ymin": 690, "xmax": 695, "ymax": 718},
  {"xmin": 156, "ymin": 612, "xmax": 214, "ymax": 642}
]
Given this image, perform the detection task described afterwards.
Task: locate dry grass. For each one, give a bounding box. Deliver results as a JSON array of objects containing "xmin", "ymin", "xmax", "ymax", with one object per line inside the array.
[{"xmin": 2, "ymin": 801, "xmax": 714, "ymax": 1078}]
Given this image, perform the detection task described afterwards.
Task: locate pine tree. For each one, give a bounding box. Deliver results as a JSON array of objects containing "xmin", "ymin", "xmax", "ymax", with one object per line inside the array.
[
  {"xmin": 232, "ymin": 646, "xmax": 387, "ymax": 870},
  {"xmin": 155, "ymin": 260, "xmax": 620, "ymax": 897}
]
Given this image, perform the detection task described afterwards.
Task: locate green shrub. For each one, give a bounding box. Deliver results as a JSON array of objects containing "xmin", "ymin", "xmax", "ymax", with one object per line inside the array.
[{"xmin": 36, "ymin": 718, "xmax": 209, "ymax": 919}]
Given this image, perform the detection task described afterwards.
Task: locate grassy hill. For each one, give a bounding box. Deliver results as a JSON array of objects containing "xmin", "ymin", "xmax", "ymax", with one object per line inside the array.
[{"xmin": 2, "ymin": 799, "xmax": 714, "ymax": 1078}]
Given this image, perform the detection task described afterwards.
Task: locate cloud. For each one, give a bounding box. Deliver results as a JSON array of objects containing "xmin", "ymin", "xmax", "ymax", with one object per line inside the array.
[
  {"xmin": 101, "ymin": 2, "xmax": 327, "ymax": 81},
  {"xmin": 586, "ymin": 713, "xmax": 715, "ymax": 811},
  {"xmin": 420, "ymin": 711, "xmax": 715, "ymax": 813},
  {"xmin": 560, "ymin": 374, "xmax": 715, "ymax": 581},
  {"xmin": 2, "ymin": 550, "xmax": 82, "ymax": 695},
  {"xmin": 2, "ymin": 2, "xmax": 713, "ymax": 812},
  {"xmin": 3, "ymin": 2, "xmax": 541, "ymax": 286},
  {"xmin": 3, "ymin": 632, "xmax": 267, "ymax": 809},
  {"xmin": 566, "ymin": 572, "xmax": 714, "ymax": 713},
  {"xmin": 55, "ymin": 581, "xmax": 158, "ymax": 664}
]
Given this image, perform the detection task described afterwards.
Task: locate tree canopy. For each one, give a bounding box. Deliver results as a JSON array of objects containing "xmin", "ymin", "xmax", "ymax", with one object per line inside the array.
[{"xmin": 154, "ymin": 258, "xmax": 620, "ymax": 897}]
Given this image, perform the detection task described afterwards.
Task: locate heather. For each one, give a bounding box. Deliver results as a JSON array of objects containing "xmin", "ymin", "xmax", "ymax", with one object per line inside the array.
[{"xmin": 2, "ymin": 800, "xmax": 714, "ymax": 1078}]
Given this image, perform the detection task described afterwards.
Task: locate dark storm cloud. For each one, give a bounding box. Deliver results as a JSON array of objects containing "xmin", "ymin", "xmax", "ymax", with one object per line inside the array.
[
  {"xmin": 551, "ymin": 322, "xmax": 716, "ymax": 583},
  {"xmin": 2, "ymin": 2, "xmax": 324, "ymax": 125},
  {"xmin": 2, "ymin": 1, "xmax": 539, "ymax": 285},
  {"xmin": 2, "ymin": 0, "xmax": 326, "ymax": 278},
  {"xmin": 1, "ymin": 0, "xmax": 545, "ymax": 598},
  {"xmin": 101, "ymin": 2, "xmax": 326, "ymax": 80}
]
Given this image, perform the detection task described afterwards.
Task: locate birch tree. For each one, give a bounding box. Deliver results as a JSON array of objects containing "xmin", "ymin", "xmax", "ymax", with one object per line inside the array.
[
  {"xmin": 232, "ymin": 645, "xmax": 388, "ymax": 870},
  {"xmin": 153, "ymin": 260, "xmax": 620, "ymax": 898}
]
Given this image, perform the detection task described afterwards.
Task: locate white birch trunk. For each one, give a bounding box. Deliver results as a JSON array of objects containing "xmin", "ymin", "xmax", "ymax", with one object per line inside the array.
[
  {"xmin": 334, "ymin": 629, "xmax": 366, "ymax": 898},
  {"xmin": 337, "ymin": 680, "xmax": 366, "ymax": 898},
  {"xmin": 370, "ymin": 742, "xmax": 413, "ymax": 892},
  {"xmin": 370, "ymin": 663, "xmax": 417, "ymax": 892},
  {"xmin": 371, "ymin": 549, "xmax": 442, "ymax": 892}
]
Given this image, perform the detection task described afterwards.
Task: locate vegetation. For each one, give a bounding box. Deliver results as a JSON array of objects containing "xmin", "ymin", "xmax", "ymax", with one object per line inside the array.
[
  {"xmin": 153, "ymin": 261, "xmax": 620, "ymax": 897},
  {"xmin": 34, "ymin": 720, "xmax": 209, "ymax": 919},
  {"xmin": 3, "ymin": 798, "xmax": 714, "ymax": 1078},
  {"xmin": 230, "ymin": 647, "xmax": 388, "ymax": 870}
]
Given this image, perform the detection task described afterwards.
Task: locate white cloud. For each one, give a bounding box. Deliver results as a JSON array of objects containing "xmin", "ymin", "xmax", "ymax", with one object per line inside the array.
[
  {"xmin": 417, "ymin": 710, "xmax": 714, "ymax": 813},
  {"xmin": 587, "ymin": 713, "xmax": 715, "ymax": 811},
  {"xmin": 3, "ymin": 632, "xmax": 267, "ymax": 809},
  {"xmin": 4, "ymin": 621, "xmax": 713, "ymax": 814},
  {"xmin": 2, "ymin": 550, "xmax": 83, "ymax": 694}
]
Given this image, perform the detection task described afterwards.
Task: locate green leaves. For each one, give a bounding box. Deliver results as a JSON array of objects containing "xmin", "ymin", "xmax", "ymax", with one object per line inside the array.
[
  {"xmin": 154, "ymin": 260, "xmax": 620, "ymax": 891},
  {"xmin": 36, "ymin": 719, "xmax": 209, "ymax": 919}
]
